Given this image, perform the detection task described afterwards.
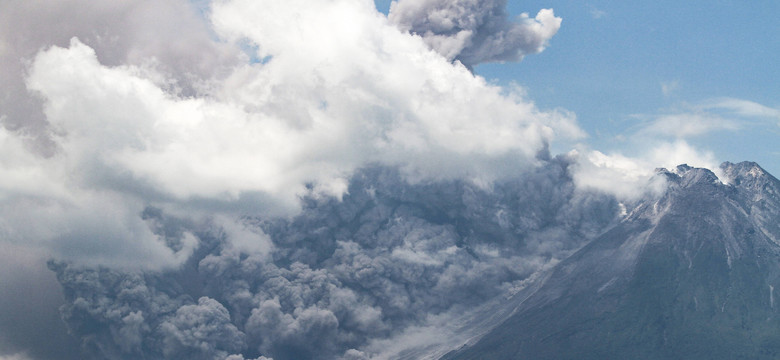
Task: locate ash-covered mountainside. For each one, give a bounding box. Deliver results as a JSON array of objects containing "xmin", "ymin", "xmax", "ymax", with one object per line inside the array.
[
  {"xmin": 49, "ymin": 157, "xmax": 622, "ymax": 360},
  {"xmin": 445, "ymin": 161, "xmax": 780, "ymax": 360}
]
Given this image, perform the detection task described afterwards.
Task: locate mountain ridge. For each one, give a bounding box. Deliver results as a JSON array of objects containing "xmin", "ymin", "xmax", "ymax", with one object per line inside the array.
[{"xmin": 443, "ymin": 161, "xmax": 780, "ymax": 359}]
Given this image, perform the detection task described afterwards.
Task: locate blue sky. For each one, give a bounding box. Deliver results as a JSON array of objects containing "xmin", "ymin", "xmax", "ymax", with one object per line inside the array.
[{"xmin": 377, "ymin": 0, "xmax": 780, "ymax": 175}]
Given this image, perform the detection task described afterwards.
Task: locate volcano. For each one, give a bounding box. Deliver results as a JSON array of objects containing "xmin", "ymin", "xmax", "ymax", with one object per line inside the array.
[{"xmin": 444, "ymin": 161, "xmax": 780, "ymax": 359}]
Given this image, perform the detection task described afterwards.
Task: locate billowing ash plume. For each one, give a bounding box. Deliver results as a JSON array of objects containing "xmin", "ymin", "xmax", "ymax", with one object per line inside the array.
[
  {"xmin": 0, "ymin": 2, "xmax": 582, "ymax": 356},
  {"xmin": 388, "ymin": 0, "xmax": 561, "ymax": 67},
  {"xmin": 50, "ymin": 160, "xmax": 624, "ymax": 359},
  {"xmin": 0, "ymin": 0, "xmax": 720, "ymax": 359}
]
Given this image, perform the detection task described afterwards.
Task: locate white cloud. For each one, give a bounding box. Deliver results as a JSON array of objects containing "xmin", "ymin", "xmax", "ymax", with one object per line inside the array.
[
  {"xmin": 570, "ymin": 140, "xmax": 722, "ymax": 201},
  {"xmin": 213, "ymin": 215, "xmax": 274, "ymax": 256},
  {"xmin": 570, "ymin": 149, "xmax": 666, "ymax": 201},
  {"xmin": 0, "ymin": 0, "xmax": 243, "ymax": 155},
  {"xmin": 631, "ymin": 97, "xmax": 779, "ymax": 143},
  {"xmin": 648, "ymin": 141, "xmax": 720, "ymax": 171},
  {"xmin": 660, "ymin": 80, "xmax": 679, "ymax": 96},
  {"xmin": 589, "ymin": 7, "xmax": 607, "ymax": 19},
  {"xmin": 0, "ymin": 0, "xmax": 583, "ymax": 269},
  {"xmin": 0, "ymin": 353, "xmax": 33, "ymax": 360},
  {"xmin": 576, "ymin": 96, "xmax": 778, "ymax": 200},
  {"xmin": 700, "ymin": 98, "xmax": 780, "ymax": 124}
]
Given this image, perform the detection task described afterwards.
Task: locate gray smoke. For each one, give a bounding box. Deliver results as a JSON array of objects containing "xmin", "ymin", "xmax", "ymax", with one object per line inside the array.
[
  {"xmin": 160, "ymin": 297, "xmax": 246, "ymax": 359},
  {"xmin": 0, "ymin": 0, "xmax": 583, "ymax": 356},
  {"xmin": 50, "ymin": 158, "xmax": 624, "ymax": 359},
  {"xmin": 388, "ymin": 0, "xmax": 561, "ymax": 68},
  {"xmin": 0, "ymin": 0, "xmax": 242, "ymax": 155},
  {"xmin": 0, "ymin": 1, "xmax": 656, "ymax": 359}
]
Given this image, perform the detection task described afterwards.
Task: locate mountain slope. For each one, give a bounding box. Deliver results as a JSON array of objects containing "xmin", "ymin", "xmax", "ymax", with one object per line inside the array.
[
  {"xmin": 49, "ymin": 158, "xmax": 623, "ymax": 360},
  {"xmin": 444, "ymin": 162, "xmax": 780, "ymax": 359}
]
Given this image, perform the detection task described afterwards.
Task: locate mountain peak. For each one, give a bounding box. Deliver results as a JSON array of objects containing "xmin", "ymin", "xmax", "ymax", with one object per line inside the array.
[
  {"xmin": 654, "ymin": 164, "xmax": 721, "ymax": 189},
  {"xmin": 722, "ymin": 160, "xmax": 764, "ymax": 174},
  {"xmin": 721, "ymin": 161, "xmax": 773, "ymax": 186},
  {"xmin": 446, "ymin": 161, "xmax": 780, "ymax": 360}
]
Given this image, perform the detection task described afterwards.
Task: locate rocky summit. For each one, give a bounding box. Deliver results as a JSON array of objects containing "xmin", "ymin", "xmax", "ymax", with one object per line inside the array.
[{"xmin": 444, "ymin": 161, "xmax": 780, "ymax": 360}]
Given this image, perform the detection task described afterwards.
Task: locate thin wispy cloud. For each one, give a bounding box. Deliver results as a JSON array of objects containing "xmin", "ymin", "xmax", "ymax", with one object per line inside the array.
[
  {"xmin": 0, "ymin": 353, "xmax": 34, "ymax": 360},
  {"xmin": 588, "ymin": 6, "xmax": 607, "ymax": 19},
  {"xmin": 570, "ymin": 97, "xmax": 774, "ymax": 198},
  {"xmin": 624, "ymin": 97, "xmax": 777, "ymax": 142},
  {"xmin": 640, "ymin": 113, "xmax": 739, "ymax": 138},
  {"xmin": 661, "ymin": 80, "xmax": 680, "ymax": 97},
  {"xmin": 700, "ymin": 98, "xmax": 780, "ymax": 125}
]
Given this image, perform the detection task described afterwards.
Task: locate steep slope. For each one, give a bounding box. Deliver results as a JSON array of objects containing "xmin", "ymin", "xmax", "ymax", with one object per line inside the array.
[
  {"xmin": 49, "ymin": 158, "xmax": 622, "ymax": 360},
  {"xmin": 445, "ymin": 162, "xmax": 780, "ymax": 360}
]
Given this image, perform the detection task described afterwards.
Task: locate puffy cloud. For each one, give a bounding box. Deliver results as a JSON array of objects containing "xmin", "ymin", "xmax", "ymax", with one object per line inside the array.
[
  {"xmin": 0, "ymin": 0, "xmax": 582, "ymax": 272},
  {"xmin": 0, "ymin": 0, "xmax": 243, "ymax": 270},
  {"xmin": 0, "ymin": 0, "xmax": 242, "ymax": 154},
  {"xmin": 570, "ymin": 141, "xmax": 722, "ymax": 201},
  {"xmin": 578, "ymin": 96, "xmax": 780, "ymax": 200},
  {"xmin": 0, "ymin": 113, "xmax": 198, "ymax": 269},
  {"xmin": 648, "ymin": 141, "xmax": 721, "ymax": 173},
  {"xmin": 388, "ymin": 0, "xmax": 561, "ymax": 67},
  {"xmin": 212, "ymin": 216, "xmax": 275, "ymax": 257},
  {"xmin": 569, "ymin": 149, "xmax": 667, "ymax": 201}
]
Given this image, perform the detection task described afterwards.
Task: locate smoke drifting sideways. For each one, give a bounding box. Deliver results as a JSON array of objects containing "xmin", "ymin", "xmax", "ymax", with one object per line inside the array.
[
  {"xmin": 388, "ymin": 0, "xmax": 561, "ymax": 68},
  {"xmin": 0, "ymin": 0, "xmax": 702, "ymax": 359},
  {"xmin": 49, "ymin": 162, "xmax": 625, "ymax": 359}
]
